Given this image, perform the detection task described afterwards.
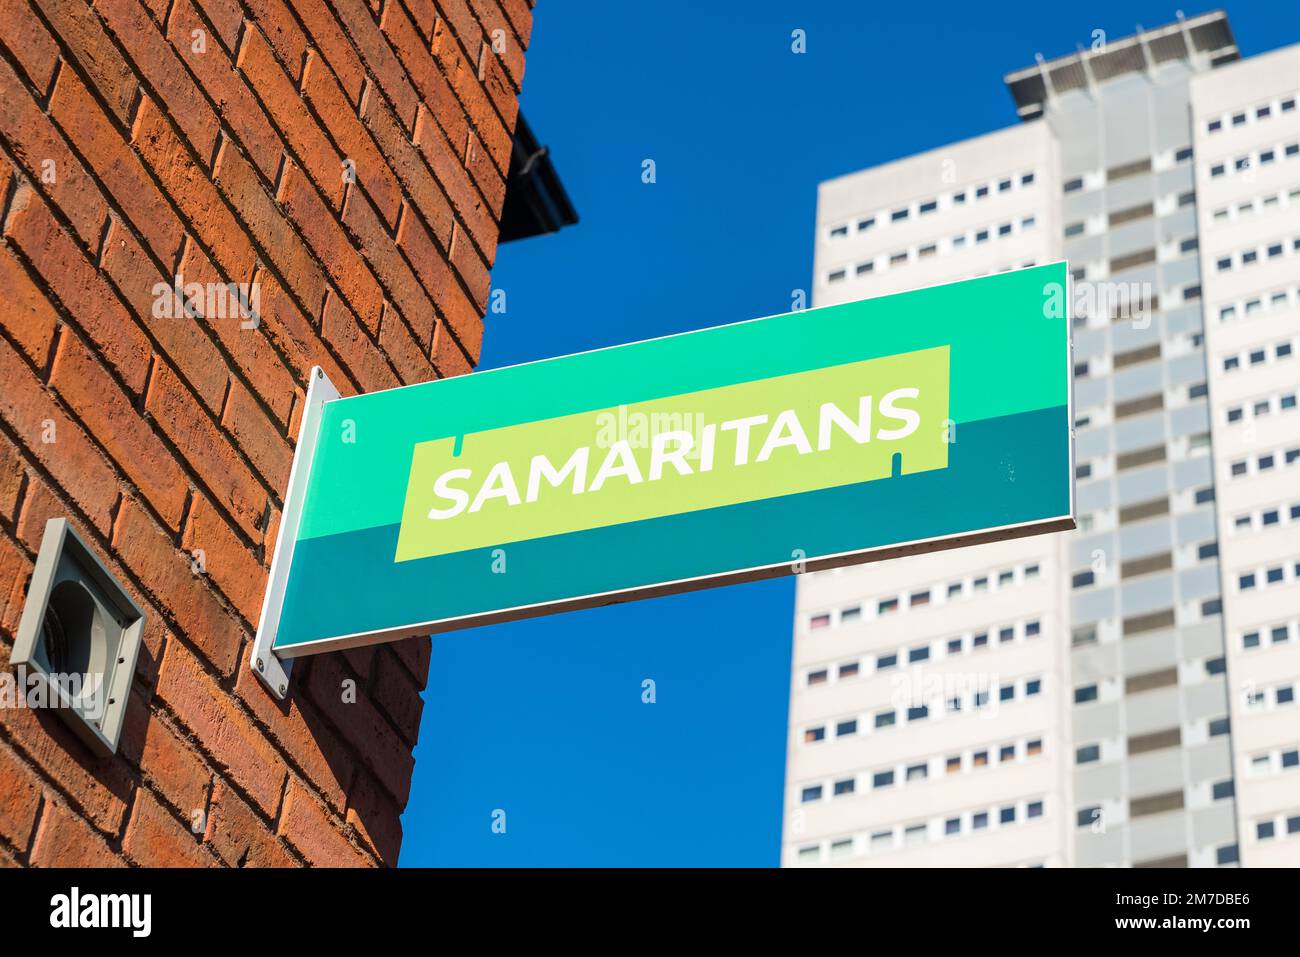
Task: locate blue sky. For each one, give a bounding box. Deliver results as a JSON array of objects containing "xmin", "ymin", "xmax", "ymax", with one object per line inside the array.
[{"xmin": 399, "ymin": 1, "xmax": 1298, "ymax": 866}]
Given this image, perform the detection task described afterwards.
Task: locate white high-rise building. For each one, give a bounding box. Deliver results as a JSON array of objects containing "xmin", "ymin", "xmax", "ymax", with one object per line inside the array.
[
  {"xmin": 784, "ymin": 12, "xmax": 1299, "ymax": 868},
  {"xmin": 783, "ymin": 124, "xmax": 1074, "ymax": 868},
  {"xmin": 1190, "ymin": 43, "xmax": 1300, "ymax": 867}
]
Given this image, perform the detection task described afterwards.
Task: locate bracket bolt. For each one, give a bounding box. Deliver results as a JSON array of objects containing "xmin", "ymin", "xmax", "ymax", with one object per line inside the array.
[
  {"xmin": 278, "ymin": 683, "xmax": 287, "ymax": 696},
  {"xmin": 257, "ymin": 658, "xmax": 264, "ymax": 672}
]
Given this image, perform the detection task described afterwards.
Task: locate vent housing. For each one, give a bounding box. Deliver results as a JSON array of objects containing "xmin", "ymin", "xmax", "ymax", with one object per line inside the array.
[{"xmin": 11, "ymin": 518, "xmax": 144, "ymax": 756}]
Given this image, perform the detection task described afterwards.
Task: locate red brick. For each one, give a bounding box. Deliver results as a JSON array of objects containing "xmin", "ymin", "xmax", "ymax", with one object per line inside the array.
[
  {"xmin": 172, "ymin": 244, "xmax": 296, "ymax": 427},
  {"xmin": 287, "ymin": 384, "xmax": 306, "ymax": 436},
  {"xmin": 0, "ymin": 532, "xmax": 33, "ymax": 636},
  {"xmin": 302, "ymin": 52, "xmax": 403, "ymax": 228},
  {"xmin": 276, "ymin": 161, "xmax": 383, "ymax": 332},
  {"xmin": 96, "ymin": 0, "xmax": 221, "ymax": 164},
  {"xmin": 341, "ymin": 645, "xmax": 375, "ymax": 682},
  {"xmin": 0, "ymin": 434, "xmax": 25, "ymax": 524},
  {"xmin": 155, "ymin": 639, "xmax": 288, "ymax": 814},
  {"xmin": 330, "ymin": 0, "xmax": 420, "ymax": 132},
  {"xmin": 447, "ymin": 217, "xmax": 488, "ymax": 314},
  {"xmin": 51, "ymin": 68, "xmax": 186, "ymax": 266},
  {"xmin": 233, "ymin": 660, "xmax": 354, "ymax": 811},
  {"xmin": 145, "ymin": 361, "xmax": 267, "ymax": 540},
  {"xmin": 484, "ymin": 0, "xmax": 532, "ymax": 48},
  {"xmin": 427, "ymin": 0, "xmax": 485, "ymax": 64},
  {"xmin": 464, "ymin": 125, "xmax": 507, "ymax": 222},
  {"xmin": 285, "ymin": 0, "xmax": 366, "ymax": 107},
  {"xmin": 4, "ymin": 184, "xmax": 152, "ymax": 395},
  {"xmin": 133, "ymin": 96, "xmax": 259, "ymax": 284},
  {"xmin": 277, "ymin": 776, "xmax": 371, "ymax": 867},
  {"xmin": 378, "ymin": 303, "xmax": 435, "ymax": 384},
  {"xmin": 0, "ymin": 245, "xmax": 58, "ymax": 369},
  {"xmin": 433, "ymin": 319, "xmax": 472, "ymax": 378},
  {"xmin": 262, "ymin": 504, "xmax": 282, "ymax": 567},
  {"xmin": 168, "ymin": 0, "xmax": 283, "ymax": 183},
  {"xmin": 14, "ymin": 476, "xmax": 64, "ymax": 548},
  {"xmin": 479, "ymin": 37, "xmax": 520, "ymax": 132},
  {"xmin": 306, "ymin": 652, "xmax": 414, "ymax": 804},
  {"xmin": 29, "ymin": 798, "xmax": 124, "ymax": 867},
  {"xmin": 0, "ymin": 333, "xmax": 120, "ymax": 534},
  {"xmin": 344, "ymin": 189, "xmax": 434, "ymax": 345},
  {"xmin": 221, "ymin": 380, "xmax": 292, "ymax": 493},
  {"xmin": 205, "ymin": 779, "xmax": 297, "ymax": 866},
  {"xmin": 238, "ymin": 26, "xmax": 344, "ymax": 210},
  {"xmin": 40, "ymin": 0, "xmax": 139, "ymax": 125},
  {"xmin": 136, "ymin": 711, "xmax": 213, "ymax": 818},
  {"xmin": 363, "ymin": 88, "xmax": 455, "ymax": 250},
  {"xmin": 373, "ymin": 648, "xmax": 423, "ymax": 744},
  {"xmin": 470, "ymin": 0, "xmax": 526, "ymax": 91},
  {"xmin": 0, "ymin": 0, "xmax": 60, "ymax": 94},
  {"xmin": 240, "ymin": 0, "xmax": 309, "ymax": 85},
  {"xmin": 142, "ymin": 618, "xmax": 190, "ymax": 685},
  {"xmin": 0, "ymin": 738, "xmax": 42, "ymax": 852},
  {"xmin": 50, "ymin": 333, "xmax": 189, "ymax": 530},
  {"xmin": 397, "ymin": 204, "xmax": 486, "ymax": 361},
  {"xmin": 255, "ymin": 272, "xmax": 357, "ymax": 396},
  {"xmin": 429, "ymin": 13, "xmax": 512, "ymax": 161},
  {"xmin": 346, "ymin": 770, "xmax": 402, "ymax": 864},
  {"xmin": 112, "ymin": 496, "xmax": 245, "ymax": 676},
  {"xmin": 321, "ymin": 291, "xmax": 400, "ymax": 393},
  {"xmin": 116, "ymin": 687, "xmax": 154, "ymax": 762},
  {"xmin": 401, "ymin": 0, "xmax": 436, "ymax": 38},
  {"xmin": 181, "ymin": 491, "xmax": 266, "ymax": 627},
  {"xmin": 382, "ymin": 1, "xmax": 472, "ymax": 157},
  {"xmin": 212, "ymin": 139, "xmax": 329, "ymax": 323},
  {"xmin": 100, "ymin": 222, "xmax": 230, "ymax": 416},
  {"xmin": 123, "ymin": 787, "xmax": 218, "ymax": 866},
  {"xmin": 194, "ymin": 0, "xmax": 243, "ymax": 53},
  {"xmin": 497, "ymin": 38, "xmax": 527, "ymax": 97},
  {"xmin": 0, "ymin": 56, "xmax": 108, "ymax": 251},
  {"xmin": 131, "ymin": 596, "xmax": 172, "ymax": 687},
  {"xmin": 0, "ymin": 700, "xmax": 133, "ymax": 836},
  {"xmin": 413, "ymin": 105, "xmax": 497, "ymax": 263}
]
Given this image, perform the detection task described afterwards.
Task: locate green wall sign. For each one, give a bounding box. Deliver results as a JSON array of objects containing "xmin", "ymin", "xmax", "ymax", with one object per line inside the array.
[{"xmin": 251, "ymin": 263, "xmax": 1074, "ymax": 696}]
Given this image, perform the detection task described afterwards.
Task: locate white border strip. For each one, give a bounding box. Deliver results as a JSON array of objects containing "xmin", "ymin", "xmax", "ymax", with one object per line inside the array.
[{"xmin": 250, "ymin": 366, "xmax": 340, "ymax": 699}]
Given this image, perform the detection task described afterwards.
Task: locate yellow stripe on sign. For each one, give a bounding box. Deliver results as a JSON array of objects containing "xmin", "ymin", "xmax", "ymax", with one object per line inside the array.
[{"xmin": 394, "ymin": 346, "xmax": 951, "ymax": 561}]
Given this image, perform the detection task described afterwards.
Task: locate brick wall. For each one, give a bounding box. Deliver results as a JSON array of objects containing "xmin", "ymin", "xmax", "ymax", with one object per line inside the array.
[{"xmin": 0, "ymin": 0, "xmax": 533, "ymax": 867}]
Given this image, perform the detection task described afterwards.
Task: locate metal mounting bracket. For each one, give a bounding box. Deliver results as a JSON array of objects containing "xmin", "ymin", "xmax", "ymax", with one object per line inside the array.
[{"xmin": 250, "ymin": 366, "xmax": 340, "ymax": 700}]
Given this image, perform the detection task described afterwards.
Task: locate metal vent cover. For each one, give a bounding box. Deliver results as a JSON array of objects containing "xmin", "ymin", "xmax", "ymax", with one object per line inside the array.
[{"xmin": 10, "ymin": 518, "xmax": 144, "ymax": 756}]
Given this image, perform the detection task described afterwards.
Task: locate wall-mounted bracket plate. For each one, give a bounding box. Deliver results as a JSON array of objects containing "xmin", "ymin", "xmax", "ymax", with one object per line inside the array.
[{"xmin": 250, "ymin": 366, "xmax": 339, "ymax": 700}]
